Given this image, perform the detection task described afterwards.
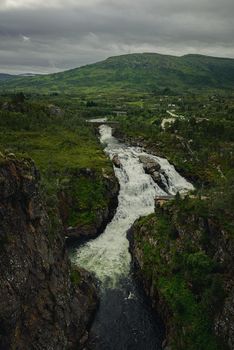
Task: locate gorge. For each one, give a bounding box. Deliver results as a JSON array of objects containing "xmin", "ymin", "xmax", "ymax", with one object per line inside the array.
[{"xmin": 69, "ymin": 124, "xmax": 194, "ymax": 349}]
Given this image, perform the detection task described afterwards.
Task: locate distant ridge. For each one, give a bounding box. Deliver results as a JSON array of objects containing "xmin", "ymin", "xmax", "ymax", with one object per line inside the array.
[
  {"xmin": 0, "ymin": 72, "xmax": 40, "ymax": 81},
  {"xmin": 18, "ymin": 73, "xmax": 40, "ymax": 77},
  {"xmin": 0, "ymin": 73, "xmax": 15, "ymax": 81},
  {"xmin": 1, "ymin": 52, "xmax": 234, "ymax": 93}
]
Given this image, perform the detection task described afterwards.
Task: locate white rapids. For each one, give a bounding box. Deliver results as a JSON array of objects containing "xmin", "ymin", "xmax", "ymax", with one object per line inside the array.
[{"xmin": 71, "ymin": 125, "xmax": 194, "ymax": 289}]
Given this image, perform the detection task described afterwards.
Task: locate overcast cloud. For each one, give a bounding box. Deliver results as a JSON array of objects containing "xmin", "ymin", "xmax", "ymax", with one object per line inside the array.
[{"xmin": 0, "ymin": 0, "xmax": 233, "ymax": 74}]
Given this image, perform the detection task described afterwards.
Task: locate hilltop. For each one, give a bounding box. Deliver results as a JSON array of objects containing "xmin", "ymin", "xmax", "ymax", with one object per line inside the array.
[{"xmin": 1, "ymin": 52, "xmax": 234, "ymax": 94}]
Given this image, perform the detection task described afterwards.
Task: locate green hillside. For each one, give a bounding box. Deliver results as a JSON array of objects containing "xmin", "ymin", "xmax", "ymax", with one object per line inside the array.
[{"xmin": 1, "ymin": 52, "xmax": 234, "ymax": 93}]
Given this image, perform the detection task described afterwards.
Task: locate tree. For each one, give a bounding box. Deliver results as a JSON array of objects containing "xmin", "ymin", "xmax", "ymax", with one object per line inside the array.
[{"xmin": 12, "ymin": 92, "xmax": 26, "ymax": 104}]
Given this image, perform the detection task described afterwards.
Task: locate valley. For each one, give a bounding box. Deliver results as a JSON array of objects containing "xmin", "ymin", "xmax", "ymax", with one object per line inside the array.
[{"xmin": 0, "ymin": 52, "xmax": 233, "ymax": 349}]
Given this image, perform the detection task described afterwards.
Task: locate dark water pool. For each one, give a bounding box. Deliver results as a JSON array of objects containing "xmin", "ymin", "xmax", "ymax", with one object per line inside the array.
[{"xmin": 85, "ymin": 276, "xmax": 164, "ymax": 350}]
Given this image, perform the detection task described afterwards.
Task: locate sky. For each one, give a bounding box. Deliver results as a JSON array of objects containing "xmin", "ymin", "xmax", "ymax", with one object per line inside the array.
[{"xmin": 0, "ymin": 0, "xmax": 234, "ymax": 74}]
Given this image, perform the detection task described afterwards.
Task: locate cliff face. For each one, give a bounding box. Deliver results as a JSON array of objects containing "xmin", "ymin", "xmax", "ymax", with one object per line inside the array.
[
  {"xmin": 128, "ymin": 198, "xmax": 234, "ymax": 350},
  {"xmin": 0, "ymin": 154, "xmax": 98, "ymax": 349}
]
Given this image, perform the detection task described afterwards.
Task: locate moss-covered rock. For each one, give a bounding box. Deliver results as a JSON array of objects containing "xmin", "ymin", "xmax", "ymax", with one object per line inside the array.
[{"xmin": 58, "ymin": 168, "xmax": 119, "ymax": 241}]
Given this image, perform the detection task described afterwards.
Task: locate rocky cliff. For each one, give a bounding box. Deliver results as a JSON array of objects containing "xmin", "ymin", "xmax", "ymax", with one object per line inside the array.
[
  {"xmin": 0, "ymin": 153, "xmax": 98, "ymax": 349},
  {"xmin": 128, "ymin": 197, "xmax": 234, "ymax": 350}
]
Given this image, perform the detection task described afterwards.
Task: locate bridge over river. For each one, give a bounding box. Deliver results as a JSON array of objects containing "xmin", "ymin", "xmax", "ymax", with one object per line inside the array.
[{"xmin": 87, "ymin": 118, "xmax": 119, "ymax": 128}]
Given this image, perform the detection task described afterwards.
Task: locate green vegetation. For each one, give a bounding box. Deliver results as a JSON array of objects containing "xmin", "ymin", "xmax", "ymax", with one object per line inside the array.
[
  {"xmin": 115, "ymin": 93, "xmax": 234, "ymax": 186},
  {"xmin": 0, "ymin": 94, "xmax": 113, "ymax": 231},
  {"xmin": 123, "ymin": 90, "xmax": 233, "ymax": 349},
  {"xmin": 1, "ymin": 53, "xmax": 234, "ymax": 94},
  {"xmin": 0, "ymin": 52, "xmax": 233, "ymax": 348},
  {"xmin": 70, "ymin": 267, "xmax": 81, "ymax": 286},
  {"xmin": 62, "ymin": 175, "xmax": 108, "ymax": 227},
  {"xmin": 134, "ymin": 197, "xmax": 228, "ymax": 350}
]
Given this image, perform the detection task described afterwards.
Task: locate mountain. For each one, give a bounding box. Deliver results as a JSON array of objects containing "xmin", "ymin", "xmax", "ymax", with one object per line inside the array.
[
  {"xmin": 1, "ymin": 52, "xmax": 234, "ymax": 93},
  {"xmin": 18, "ymin": 73, "xmax": 39, "ymax": 77},
  {"xmin": 0, "ymin": 73, "xmax": 16, "ymax": 81},
  {"xmin": 0, "ymin": 72, "xmax": 41, "ymax": 84}
]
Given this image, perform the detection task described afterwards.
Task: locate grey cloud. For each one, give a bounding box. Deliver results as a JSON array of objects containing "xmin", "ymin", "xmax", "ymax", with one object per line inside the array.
[{"xmin": 0, "ymin": 0, "xmax": 233, "ymax": 74}]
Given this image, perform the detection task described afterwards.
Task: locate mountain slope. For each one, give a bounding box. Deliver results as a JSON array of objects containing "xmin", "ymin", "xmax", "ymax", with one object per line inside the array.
[
  {"xmin": 1, "ymin": 52, "xmax": 234, "ymax": 93},
  {"xmin": 0, "ymin": 73, "xmax": 16, "ymax": 81}
]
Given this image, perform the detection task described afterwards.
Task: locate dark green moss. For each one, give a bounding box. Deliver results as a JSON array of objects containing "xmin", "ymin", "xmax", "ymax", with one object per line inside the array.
[{"xmin": 70, "ymin": 268, "xmax": 81, "ymax": 286}]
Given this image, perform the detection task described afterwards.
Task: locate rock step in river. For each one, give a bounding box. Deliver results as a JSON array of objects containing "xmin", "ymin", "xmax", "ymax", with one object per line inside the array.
[{"xmin": 69, "ymin": 125, "xmax": 194, "ymax": 350}]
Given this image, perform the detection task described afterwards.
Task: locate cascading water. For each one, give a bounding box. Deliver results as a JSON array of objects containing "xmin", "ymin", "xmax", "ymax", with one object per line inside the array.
[{"xmin": 69, "ymin": 125, "xmax": 194, "ymax": 349}]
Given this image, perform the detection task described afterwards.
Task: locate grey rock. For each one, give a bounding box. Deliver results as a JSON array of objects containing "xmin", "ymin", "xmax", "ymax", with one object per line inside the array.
[
  {"xmin": 48, "ymin": 104, "xmax": 64, "ymax": 116},
  {"xmin": 215, "ymin": 286, "xmax": 234, "ymax": 349},
  {"xmin": 139, "ymin": 155, "xmax": 161, "ymax": 174},
  {"xmin": 0, "ymin": 155, "xmax": 98, "ymax": 349},
  {"xmin": 112, "ymin": 154, "xmax": 122, "ymax": 168}
]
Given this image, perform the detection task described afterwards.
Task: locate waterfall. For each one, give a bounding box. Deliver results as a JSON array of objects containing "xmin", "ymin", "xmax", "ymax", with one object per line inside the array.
[
  {"xmin": 69, "ymin": 124, "xmax": 194, "ymax": 349},
  {"xmin": 70, "ymin": 125, "xmax": 193, "ymax": 289}
]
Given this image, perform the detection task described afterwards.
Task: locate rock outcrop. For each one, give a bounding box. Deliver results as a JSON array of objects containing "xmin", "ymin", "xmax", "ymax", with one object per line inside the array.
[
  {"xmin": 139, "ymin": 155, "xmax": 169, "ymax": 193},
  {"xmin": 128, "ymin": 198, "xmax": 234, "ymax": 349},
  {"xmin": 139, "ymin": 155, "xmax": 161, "ymax": 173},
  {"xmin": 0, "ymin": 154, "xmax": 98, "ymax": 349},
  {"xmin": 59, "ymin": 169, "xmax": 119, "ymax": 242},
  {"xmin": 48, "ymin": 104, "xmax": 64, "ymax": 116},
  {"xmin": 112, "ymin": 128, "xmax": 199, "ymax": 185}
]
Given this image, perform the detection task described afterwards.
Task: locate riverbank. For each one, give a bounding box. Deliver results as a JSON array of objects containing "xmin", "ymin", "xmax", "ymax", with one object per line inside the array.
[
  {"xmin": 60, "ymin": 168, "xmax": 119, "ymax": 243},
  {"xmin": 111, "ymin": 122, "xmax": 234, "ymax": 349},
  {"xmin": 0, "ymin": 99, "xmax": 120, "ymax": 244},
  {"xmin": 0, "ymin": 101, "xmax": 121, "ymax": 349},
  {"xmin": 128, "ymin": 195, "xmax": 234, "ymax": 350},
  {"xmin": 112, "ymin": 128, "xmax": 199, "ymax": 185},
  {"xmin": 112, "ymin": 107, "xmax": 234, "ymax": 188}
]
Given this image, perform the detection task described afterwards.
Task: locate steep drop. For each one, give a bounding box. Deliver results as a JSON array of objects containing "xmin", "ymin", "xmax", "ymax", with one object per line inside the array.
[{"xmin": 0, "ymin": 154, "xmax": 98, "ymax": 350}]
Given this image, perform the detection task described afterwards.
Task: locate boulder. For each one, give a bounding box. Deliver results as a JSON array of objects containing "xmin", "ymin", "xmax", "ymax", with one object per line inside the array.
[
  {"xmin": 112, "ymin": 154, "xmax": 122, "ymax": 168},
  {"xmin": 139, "ymin": 155, "xmax": 161, "ymax": 174},
  {"xmin": 139, "ymin": 155, "xmax": 169, "ymax": 192}
]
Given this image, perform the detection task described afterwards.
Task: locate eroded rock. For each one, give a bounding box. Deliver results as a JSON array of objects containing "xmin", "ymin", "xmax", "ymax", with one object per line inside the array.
[{"xmin": 0, "ymin": 154, "xmax": 98, "ymax": 349}]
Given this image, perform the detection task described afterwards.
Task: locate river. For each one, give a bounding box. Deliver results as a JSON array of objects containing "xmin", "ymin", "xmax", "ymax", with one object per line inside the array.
[{"xmin": 69, "ymin": 125, "xmax": 193, "ymax": 349}]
